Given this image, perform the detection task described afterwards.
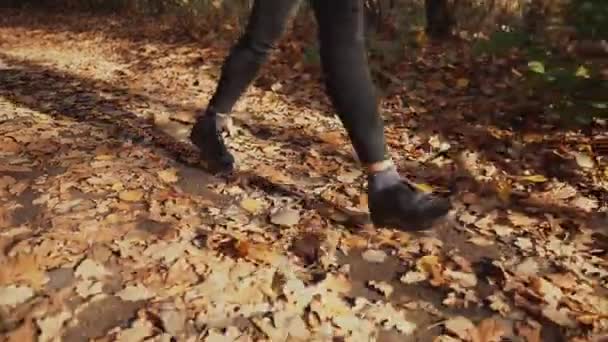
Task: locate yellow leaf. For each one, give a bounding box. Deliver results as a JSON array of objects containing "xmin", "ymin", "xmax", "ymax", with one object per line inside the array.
[
  {"xmin": 414, "ymin": 29, "xmax": 428, "ymax": 47},
  {"xmin": 157, "ymin": 169, "xmax": 179, "ymax": 183},
  {"xmin": 456, "ymin": 78, "xmax": 470, "ymax": 88},
  {"xmin": 112, "ymin": 182, "xmax": 124, "ymax": 191},
  {"xmin": 119, "ymin": 190, "xmax": 144, "ymax": 202},
  {"xmin": 495, "ymin": 181, "xmax": 512, "ymax": 203},
  {"xmin": 95, "ymin": 154, "xmax": 113, "ymax": 161},
  {"xmin": 518, "ymin": 174, "xmax": 548, "ymax": 183},
  {"xmin": 240, "ymin": 198, "xmax": 262, "ymax": 214},
  {"xmin": 414, "ymin": 183, "xmax": 434, "ymax": 193},
  {"xmin": 0, "ymin": 254, "xmax": 48, "ymax": 290},
  {"xmin": 416, "ymin": 255, "xmax": 440, "ymax": 275}
]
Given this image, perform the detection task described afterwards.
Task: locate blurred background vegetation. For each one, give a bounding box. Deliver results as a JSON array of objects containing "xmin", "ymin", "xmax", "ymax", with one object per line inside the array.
[{"xmin": 1, "ymin": 0, "xmax": 606, "ymax": 122}]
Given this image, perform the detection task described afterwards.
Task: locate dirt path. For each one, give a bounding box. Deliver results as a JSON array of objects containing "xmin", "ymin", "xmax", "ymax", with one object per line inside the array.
[{"xmin": 0, "ymin": 10, "xmax": 607, "ymax": 342}]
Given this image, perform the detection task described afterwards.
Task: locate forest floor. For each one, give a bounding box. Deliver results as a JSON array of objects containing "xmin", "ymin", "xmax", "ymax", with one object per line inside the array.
[{"xmin": 0, "ymin": 9, "xmax": 607, "ymax": 342}]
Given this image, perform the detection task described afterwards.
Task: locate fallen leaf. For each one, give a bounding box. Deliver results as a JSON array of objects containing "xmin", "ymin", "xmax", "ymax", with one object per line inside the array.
[
  {"xmin": 508, "ymin": 212, "xmax": 539, "ymax": 227},
  {"xmin": 456, "ymin": 78, "xmax": 470, "ymax": 88},
  {"xmin": 542, "ymin": 306, "xmax": 576, "ymax": 327},
  {"xmin": 400, "ymin": 271, "xmax": 428, "ymax": 284},
  {"xmin": 417, "ymin": 255, "xmax": 445, "ymax": 286},
  {"xmin": 290, "ymin": 232, "xmax": 322, "ymax": 265},
  {"xmin": 240, "ymin": 198, "xmax": 263, "ymax": 214},
  {"xmin": 270, "ymin": 208, "xmax": 300, "ymax": 227},
  {"xmin": 0, "ymin": 285, "xmax": 34, "ymax": 306},
  {"xmin": 159, "ymin": 306, "xmax": 186, "ymax": 336},
  {"xmin": 546, "ymin": 273, "xmax": 578, "ymax": 290},
  {"xmin": 337, "ymin": 169, "xmax": 362, "ymax": 184},
  {"xmin": 530, "ymin": 277, "xmax": 563, "ymax": 305},
  {"xmin": 477, "ymin": 318, "xmax": 506, "ymax": 342},
  {"xmin": 572, "ymin": 152, "xmax": 595, "ymax": 169},
  {"xmin": 368, "ymin": 280, "xmax": 394, "ymax": 298},
  {"xmin": 570, "ymin": 195, "xmax": 599, "ymax": 211},
  {"xmin": 414, "ymin": 182, "xmax": 434, "ymax": 193},
  {"xmin": 361, "ymin": 249, "xmax": 387, "ymax": 263},
  {"xmin": 434, "ymin": 335, "xmax": 461, "ymax": 342},
  {"xmin": 428, "ymin": 79, "xmax": 447, "ymax": 91},
  {"xmin": 37, "ymin": 311, "xmax": 71, "ymax": 342},
  {"xmin": 444, "ymin": 316, "xmax": 478, "ymax": 341},
  {"xmin": 516, "ymin": 322, "xmax": 541, "ymax": 342},
  {"xmin": 518, "ymin": 174, "xmax": 548, "ymax": 183},
  {"xmin": 445, "ymin": 269, "xmax": 477, "ymax": 288},
  {"xmin": 119, "ymin": 189, "xmax": 144, "ymax": 202},
  {"xmin": 75, "ymin": 279, "xmax": 103, "ymax": 298},
  {"xmin": 487, "ymin": 292, "xmax": 511, "ymax": 315},
  {"xmin": 74, "ymin": 259, "xmax": 110, "ymax": 279},
  {"xmin": 6, "ymin": 319, "xmax": 36, "ymax": 342},
  {"xmin": 0, "ymin": 254, "xmax": 48, "ymax": 289},
  {"xmin": 514, "ymin": 258, "xmax": 539, "ymax": 278},
  {"xmin": 157, "ymin": 169, "xmax": 179, "ymax": 183},
  {"xmin": 116, "ymin": 318, "xmax": 154, "ymax": 342},
  {"xmin": 528, "ymin": 61, "xmax": 545, "ymax": 74},
  {"xmin": 515, "ymin": 237, "xmax": 534, "ymax": 250}
]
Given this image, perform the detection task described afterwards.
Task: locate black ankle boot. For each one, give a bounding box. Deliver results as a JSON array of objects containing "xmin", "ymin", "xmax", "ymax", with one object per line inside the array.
[
  {"xmin": 368, "ymin": 180, "xmax": 450, "ymax": 231},
  {"xmin": 189, "ymin": 111, "xmax": 235, "ymax": 173}
]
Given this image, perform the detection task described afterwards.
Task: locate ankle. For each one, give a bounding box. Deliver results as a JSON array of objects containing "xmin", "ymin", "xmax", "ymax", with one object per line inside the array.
[
  {"xmin": 366, "ymin": 160, "xmax": 395, "ymax": 173},
  {"xmin": 367, "ymin": 160, "xmax": 401, "ymax": 192}
]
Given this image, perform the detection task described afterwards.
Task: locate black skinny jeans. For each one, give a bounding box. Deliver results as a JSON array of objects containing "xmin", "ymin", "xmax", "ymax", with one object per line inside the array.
[{"xmin": 208, "ymin": 0, "xmax": 387, "ymax": 164}]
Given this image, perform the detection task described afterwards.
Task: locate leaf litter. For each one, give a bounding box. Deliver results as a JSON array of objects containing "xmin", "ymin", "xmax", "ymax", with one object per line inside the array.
[{"xmin": 0, "ymin": 11, "xmax": 606, "ymax": 342}]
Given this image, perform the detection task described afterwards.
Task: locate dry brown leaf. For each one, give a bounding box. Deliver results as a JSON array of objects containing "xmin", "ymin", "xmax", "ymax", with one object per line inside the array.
[
  {"xmin": 444, "ymin": 316, "xmax": 478, "ymax": 341},
  {"xmin": 318, "ymin": 130, "xmax": 344, "ymax": 146},
  {"xmin": 445, "ymin": 269, "xmax": 477, "ymax": 288},
  {"xmin": 362, "ymin": 249, "xmax": 387, "ymax": 263},
  {"xmin": 270, "ymin": 208, "xmax": 300, "ymax": 227},
  {"xmin": 0, "ymin": 285, "xmax": 34, "ymax": 306},
  {"xmin": 417, "ymin": 255, "xmax": 445, "ymax": 286},
  {"xmin": 572, "ymin": 151, "xmax": 595, "ymax": 169},
  {"xmin": 456, "ymin": 78, "xmax": 470, "ymax": 88},
  {"xmin": 6, "ymin": 319, "xmax": 36, "ymax": 342},
  {"xmin": 515, "ymin": 237, "xmax": 534, "ymax": 250},
  {"xmin": 530, "ymin": 277, "xmax": 563, "ymax": 305},
  {"xmin": 508, "ymin": 212, "xmax": 539, "ymax": 227},
  {"xmin": 477, "ymin": 318, "xmax": 506, "ymax": 342},
  {"xmin": 257, "ymin": 164, "xmax": 295, "ymax": 185},
  {"xmin": 37, "ymin": 311, "xmax": 71, "ymax": 342},
  {"xmin": 570, "ymin": 195, "xmax": 599, "ymax": 211},
  {"xmin": 514, "ymin": 258, "xmax": 539, "ymax": 278},
  {"xmin": 0, "ymin": 254, "xmax": 48, "ymax": 289},
  {"xmin": 74, "ymin": 258, "xmax": 110, "ymax": 280},
  {"xmin": 516, "ymin": 322, "xmax": 542, "ymax": 342},
  {"xmin": 546, "ymin": 273, "xmax": 578, "ymax": 290},
  {"xmin": 401, "ymin": 271, "xmax": 428, "ymax": 284},
  {"xmin": 542, "ymin": 306, "xmax": 577, "ymax": 327}
]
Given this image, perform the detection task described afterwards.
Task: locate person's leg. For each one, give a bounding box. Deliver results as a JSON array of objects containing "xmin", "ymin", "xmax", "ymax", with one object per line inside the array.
[
  {"xmin": 190, "ymin": 0, "xmax": 301, "ymax": 172},
  {"xmin": 310, "ymin": 0, "xmax": 450, "ymax": 231}
]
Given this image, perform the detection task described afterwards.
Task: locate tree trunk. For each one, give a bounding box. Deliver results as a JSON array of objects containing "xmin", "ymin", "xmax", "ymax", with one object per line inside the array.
[{"xmin": 425, "ymin": 0, "xmax": 454, "ymax": 39}]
